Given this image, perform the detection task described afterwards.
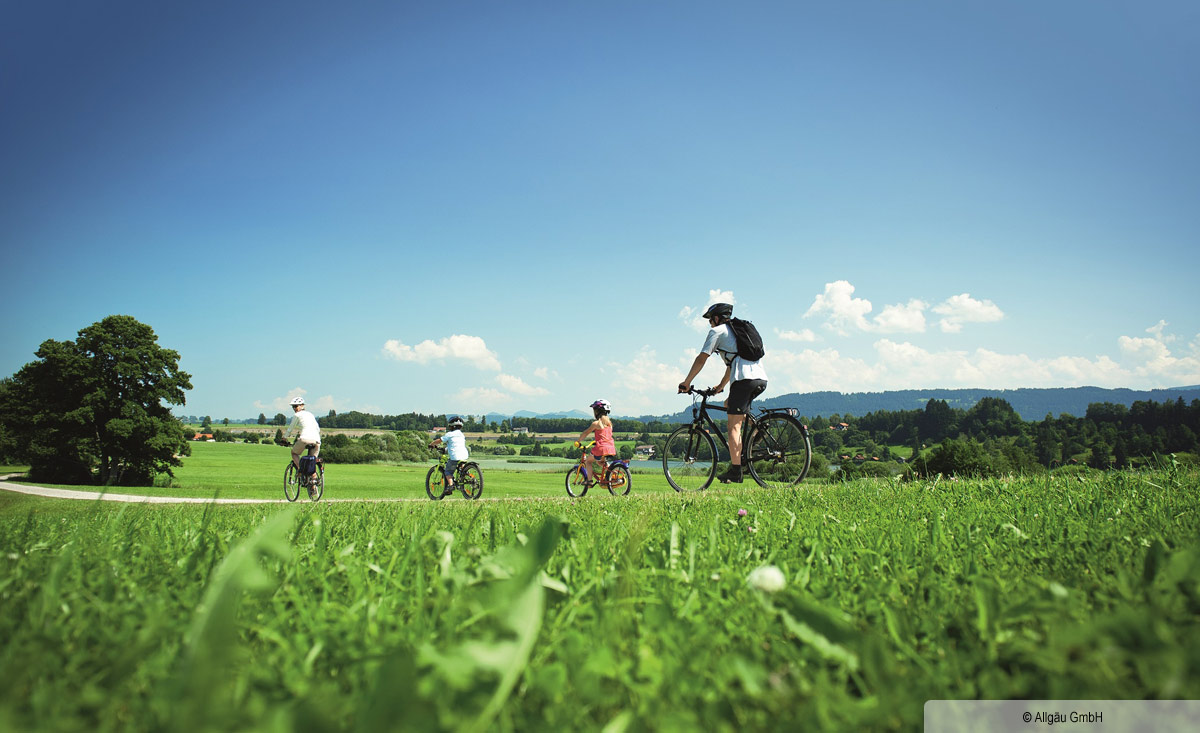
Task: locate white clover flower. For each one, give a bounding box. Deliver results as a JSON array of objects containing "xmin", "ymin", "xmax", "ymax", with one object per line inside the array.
[{"xmin": 747, "ymin": 565, "xmax": 786, "ymax": 593}]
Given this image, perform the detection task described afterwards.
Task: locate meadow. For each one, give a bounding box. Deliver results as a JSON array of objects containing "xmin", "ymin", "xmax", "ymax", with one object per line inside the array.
[{"xmin": 0, "ymin": 449, "xmax": 1197, "ymax": 731}]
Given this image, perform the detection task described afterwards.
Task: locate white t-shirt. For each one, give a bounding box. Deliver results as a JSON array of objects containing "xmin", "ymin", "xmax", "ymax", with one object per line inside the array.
[
  {"xmin": 702, "ymin": 324, "xmax": 768, "ymax": 383},
  {"xmin": 441, "ymin": 429, "xmax": 469, "ymax": 461},
  {"xmin": 285, "ymin": 410, "xmax": 321, "ymax": 443}
]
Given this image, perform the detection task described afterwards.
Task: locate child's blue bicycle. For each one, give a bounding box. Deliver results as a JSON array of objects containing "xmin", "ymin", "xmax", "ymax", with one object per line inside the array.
[{"xmin": 565, "ymin": 441, "xmax": 631, "ymax": 497}]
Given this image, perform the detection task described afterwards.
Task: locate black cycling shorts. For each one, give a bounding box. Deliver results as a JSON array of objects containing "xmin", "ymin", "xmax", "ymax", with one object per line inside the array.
[{"xmin": 726, "ymin": 379, "xmax": 767, "ymax": 415}]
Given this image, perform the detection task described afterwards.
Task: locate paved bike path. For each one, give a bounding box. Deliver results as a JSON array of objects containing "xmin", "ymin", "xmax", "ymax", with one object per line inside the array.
[{"xmin": 0, "ymin": 475, "xmax": 583, "ymax": 504}]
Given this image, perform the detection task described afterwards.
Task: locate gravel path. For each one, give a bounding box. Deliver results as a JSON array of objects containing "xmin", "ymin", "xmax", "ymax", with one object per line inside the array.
[{"xmin": 0, "ymin": 475, "xmax": 587, "ymax": 504}]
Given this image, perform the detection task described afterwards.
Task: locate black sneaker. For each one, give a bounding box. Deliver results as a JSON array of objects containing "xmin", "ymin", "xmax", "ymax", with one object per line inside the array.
[
  {"xmin": 716, "ymin": 465, "xmax": 744, "ymax": 484},
  {"xmin": 442, "ymin": 484, "xmax": 454, "ymax": 498}
]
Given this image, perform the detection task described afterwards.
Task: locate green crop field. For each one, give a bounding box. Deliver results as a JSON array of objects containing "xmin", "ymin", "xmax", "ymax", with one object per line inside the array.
[{"xmin": 1, "ymin": 455, "xmax": 1197, "ymax": 731}]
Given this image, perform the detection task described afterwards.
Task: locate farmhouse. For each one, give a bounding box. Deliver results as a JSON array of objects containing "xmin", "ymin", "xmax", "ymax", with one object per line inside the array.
[{"xmin": 635, "ymin": 445, "xmax": 656, "ymax": 458}]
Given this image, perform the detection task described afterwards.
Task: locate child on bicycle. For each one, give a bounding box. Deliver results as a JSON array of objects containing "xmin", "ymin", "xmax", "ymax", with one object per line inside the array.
[
  {"xmin": 575, "ymin": 400, "xmax": 615, "ymax": 485},
  {"xmin": 428, "ymin": 416, "xmax": 468, "ymax": 492}
]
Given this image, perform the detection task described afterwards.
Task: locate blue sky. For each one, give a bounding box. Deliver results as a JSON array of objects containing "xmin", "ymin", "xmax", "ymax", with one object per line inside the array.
[{"xmin": 3, "ymin": 1, "xmax": 1198, "ymax": 420}]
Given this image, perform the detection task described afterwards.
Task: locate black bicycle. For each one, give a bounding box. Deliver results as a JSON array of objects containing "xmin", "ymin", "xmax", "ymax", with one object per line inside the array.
[
  {"xmin": 425, "ymin": 447, "xmax": 483, "ymax": 500},
  {"xmin": 280, "ymin": 440, "xmax": 324, "ymax": 502},
  {"xmin": 661, "ymin": 388, "xmax": 811, "ymax": 492}
]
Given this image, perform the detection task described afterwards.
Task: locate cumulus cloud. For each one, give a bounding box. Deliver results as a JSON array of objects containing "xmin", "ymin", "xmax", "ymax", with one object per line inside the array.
[
  {"xmin": 1118, "ymin": 320, "xmax": 1200, "ymax": 381},
  {"xmin": 776, "ymin": 328, "xmax": 817, "ymax": 343},
  {"xmin": 804, "ymin": 281, "xmax": 872, "ymax": 334},
  {"xmin": 496, "ymin": 373, "xmax": 549, "ymax": 396},
  {"xmin": 803, "ymin": 281, "xmax": 928, "ymax": 334},
  {"xmin": 451, "ymin": 387, "xmax": 511, "ymax": 409},
  {"xmin": 932, "ymin": 293, "xmax": 1004, "ymax": 333},
  {"xmin": 382, "ymin": 334, "xmax": 501, "ymax": 371},
  {"xmin": 605, "ymin": 346, "xmax": 690, "ymax": 410},
  {"xmin": 765, "ymin": 322, "xmax": 1200, "ymax": 394},
  {"xmin": 802, "ymin": 282, "xmax": 1006, "ymax": 336},
  {"xmin": 873, "ymin": 299, "xmax": 928, "ymax": 333}
]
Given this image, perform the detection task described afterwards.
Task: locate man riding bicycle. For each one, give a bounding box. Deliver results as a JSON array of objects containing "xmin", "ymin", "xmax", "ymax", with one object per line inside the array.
[
  {"xmin": 677, "ymin": 302, "xmax": 768, "ymax": 483},
  {"xmin": 283, "ymin": 397, "xmax": 322, "ymax": 496}
]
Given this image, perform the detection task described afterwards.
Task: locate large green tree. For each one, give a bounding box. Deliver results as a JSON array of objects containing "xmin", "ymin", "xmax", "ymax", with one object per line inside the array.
[{"xmin": 0, "ymin": 315, "xmax": 192, "ymax": 485}]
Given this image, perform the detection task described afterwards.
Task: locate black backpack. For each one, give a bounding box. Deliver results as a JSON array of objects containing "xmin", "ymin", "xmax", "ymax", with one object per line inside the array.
[{"xmin": 728, "ymin": 318, "xmax": 765, "ymax": 361}]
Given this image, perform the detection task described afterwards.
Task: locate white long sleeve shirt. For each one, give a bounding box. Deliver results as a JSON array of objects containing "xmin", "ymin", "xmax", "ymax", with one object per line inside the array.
[{"xmin": 285, "ymin": 409, "xmax": 321, "ymax": 443}]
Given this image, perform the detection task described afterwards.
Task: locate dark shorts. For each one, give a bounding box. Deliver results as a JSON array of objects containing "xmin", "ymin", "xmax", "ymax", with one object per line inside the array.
[
  {"xmin": 726, "ymin": 379, "xmax": 767, "ymax": 415},
  {"xmin": 442, "ymin": 459, "xmax": 458, "ymax": 478}
]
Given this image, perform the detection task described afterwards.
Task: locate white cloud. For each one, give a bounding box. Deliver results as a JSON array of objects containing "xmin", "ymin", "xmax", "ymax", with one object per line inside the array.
[
  {"xmin": 533, "ymin": 366, "xmax": 549, "ymax": 379},
  {"xmin": 872, "ymin": 299, "xmax": 928, "ymax": 333},
  {"xmin": 496, "ymin": 373, "xmax": 549, "ymax": 396},
  {"xmin": 382, "ymin": 334, "xmax": 501, "ymax": 371},
  {"xmin": 932, "ymin": 293, "xmax": 1004, "ymax": 333},
  {"xmin": 765, "ymin": 322, "xmax": 1200, "ymax": 394},
  {"xmin": 450, "ymin": 387, "xmax": 511, "ymax": 409},
  {"xmin": 804, "ymin": 280, "xmax": 872, "ymax": 334},
  {"xmin": 1118, "ymin": 321, "xmax": 1200, "ymax": 382},
  {"xmin": 606, "ymin": 346, "xmax": 690, "ymax": 410},
  {"xmin": 776, "ymin": 328, "xmax": 817, "ymax": 343},
  {"xmin": 802, "ymin": 282, "xmax": 1007, "ymax": 336},
  {"xmin": 802, "ymin": 282, "xmax": 925, "ymax": 334}
]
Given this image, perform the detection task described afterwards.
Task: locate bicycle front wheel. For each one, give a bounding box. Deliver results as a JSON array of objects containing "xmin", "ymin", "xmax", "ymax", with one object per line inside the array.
[
  {"xmin": 606, "ymin": 464, "xmax": 631, "ymax": 496},
  {"xmin": 746, "ymin": 414, "xmax": 812, "ymax": 488},
  {"xmin": 662, "ymin": 425, "xmax": 717, "ymax": 492},
  {"xmin": 284, "ymin": 462, "xmax": 300, "ymax": 502},
  {"xmin": 460, "ymin": 463, "xmax": 483, "ymax": 500},
  {"xmin": 565, "ymin": 465, "xmax": 589, "ymax": 498},
  {"xmin": 425, "ymin": 465, "xmax": 446, "ymax": 500}
]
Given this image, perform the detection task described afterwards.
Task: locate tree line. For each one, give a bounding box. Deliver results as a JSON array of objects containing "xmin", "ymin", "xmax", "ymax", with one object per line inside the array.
[{"xmin": 808, "ymin": 396, "xmax": 1200, "ymax": 478}]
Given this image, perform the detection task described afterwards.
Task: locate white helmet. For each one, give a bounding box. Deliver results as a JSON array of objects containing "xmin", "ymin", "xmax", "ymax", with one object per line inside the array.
[
  {"xmin": 590, "ymin": 399, "xmax": 611, "ymax": 415},
  {"xmin": 290, "ymin": 397, "xmax": 305, "ymax": 406}
]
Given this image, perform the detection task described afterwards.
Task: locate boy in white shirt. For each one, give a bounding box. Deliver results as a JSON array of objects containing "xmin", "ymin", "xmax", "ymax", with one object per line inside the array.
[{"xmin": 428, "ymin": 416, "xmax": 469, "ymax": 493}]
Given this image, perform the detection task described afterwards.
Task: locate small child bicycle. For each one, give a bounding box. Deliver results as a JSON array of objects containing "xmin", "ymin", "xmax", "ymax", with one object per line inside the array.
[
  {"xmin": 425, "ymin": 446, "xmax": 484, "ymax": 500},
  {"xmin": 565, "ymin": 441, "xmax": 632, "ymax": 497}
]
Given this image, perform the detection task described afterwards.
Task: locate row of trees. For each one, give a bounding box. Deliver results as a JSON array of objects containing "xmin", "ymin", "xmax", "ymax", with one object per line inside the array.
[{"xmin": 813, "ymin": 396, "xmax": 1200, "ymax": 477}]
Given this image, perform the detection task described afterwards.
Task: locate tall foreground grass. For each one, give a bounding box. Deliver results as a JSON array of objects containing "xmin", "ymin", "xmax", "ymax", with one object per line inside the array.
[{"xmin": 1, "ymin": 466, "xmax": 1198, "ymax": 731}]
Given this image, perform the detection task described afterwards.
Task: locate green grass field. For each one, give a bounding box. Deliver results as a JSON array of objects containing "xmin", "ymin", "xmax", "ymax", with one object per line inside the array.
[
  {"xmin": 2, "ymin": 442, "xmax": 678, "ymax": 500},
  {"xmin": 1, "ymin": 453, "xmax": 1197, "ymax": 730}
]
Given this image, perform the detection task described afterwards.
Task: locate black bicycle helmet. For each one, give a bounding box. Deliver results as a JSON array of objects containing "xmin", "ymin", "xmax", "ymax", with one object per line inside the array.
[
  {"xmin": 702, "ymin": 302, "xmax": 734, "ymax": 320},
  {"xmin": 447, "ymin": 416, "xmax": 464, "ymax": 430}
]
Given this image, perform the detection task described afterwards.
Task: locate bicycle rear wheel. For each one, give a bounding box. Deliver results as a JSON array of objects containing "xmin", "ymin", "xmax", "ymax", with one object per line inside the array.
[
  {"xmin": 284, "ymin": 462, "xmax": 300, "ymax": 502},
  {"xmin": 460, "ymin": 463, "xmax": 483, "ymax": 500},
  {"xmin": 662, "ymin": 425, "xmax": 717, "ymax": 492},
  {"xmin": 746, "ymin": 414, "xmax": 812, "ymax": 488},
  {"xmin": 310, "ymin": 460, "xmax": 324, "ymax": 501},
  {"xmin": 425, "ymin": 465, "xmax": 446, "ymax": 500},
  {"xmin": 565, "ymin": 464, "xmax": 589, "ymax": 497},
  {"xmin": 605, "ymin": 464, "xmax": 631, "ymax": 496}
]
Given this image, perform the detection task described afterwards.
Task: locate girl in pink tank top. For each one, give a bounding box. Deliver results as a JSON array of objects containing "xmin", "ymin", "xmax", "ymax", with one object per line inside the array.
[{"xmin": 575, "ymin": 399, "xmax": 616, "ymax": 484}]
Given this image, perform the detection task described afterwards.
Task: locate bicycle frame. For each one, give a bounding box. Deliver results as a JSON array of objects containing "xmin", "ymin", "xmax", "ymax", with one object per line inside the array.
[
  {"xmin": 573, "ymin": 444, "xmax": 630, "ymax": 483},
  {"xmin": 686, "ymin": 391, "xmax": 754, "ymax": 463}
]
